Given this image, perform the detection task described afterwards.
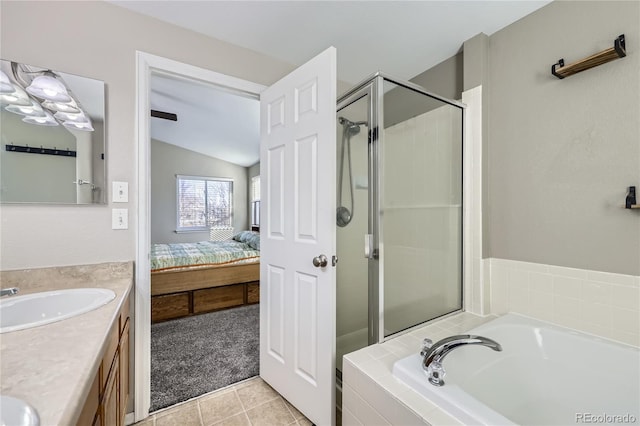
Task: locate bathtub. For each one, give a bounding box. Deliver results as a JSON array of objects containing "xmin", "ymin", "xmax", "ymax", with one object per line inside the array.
[{"xmin": 392, "ymin": 313, "xmax": 640, "ymax": 426}]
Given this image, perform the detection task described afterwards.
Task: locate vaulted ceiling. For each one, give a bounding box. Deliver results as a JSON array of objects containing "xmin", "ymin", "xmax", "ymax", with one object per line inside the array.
[{"xmin": 113, "ymin": 1, "xmax": 551, "ymax": 167}]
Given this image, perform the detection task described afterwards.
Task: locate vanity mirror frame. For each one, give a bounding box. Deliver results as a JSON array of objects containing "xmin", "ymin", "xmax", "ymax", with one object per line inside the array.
[{"xmin": 0, "ymin": 58, "xmax": 107, "ymax": 205}]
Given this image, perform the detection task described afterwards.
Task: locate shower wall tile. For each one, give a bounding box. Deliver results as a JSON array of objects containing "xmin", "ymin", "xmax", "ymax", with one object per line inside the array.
[
  {"xmin": 610, "ymin": 284, "xmax": 640, "ymax": 310},
  {"xmin": 489, "ymin": 263, "xmax": 508, "ymax": 314},
  {"xmin": 529, "ymin": 272, "xmax": 554, "ymax": 294},
  {"xmin": 489, "ymin": 258, "xmax": 640, "ymax": 347}
]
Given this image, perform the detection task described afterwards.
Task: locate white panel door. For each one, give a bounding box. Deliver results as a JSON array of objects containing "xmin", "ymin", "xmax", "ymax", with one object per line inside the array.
[{"xmin": 260, "ymin": 47, "xmax": 337, "ymax": 426}]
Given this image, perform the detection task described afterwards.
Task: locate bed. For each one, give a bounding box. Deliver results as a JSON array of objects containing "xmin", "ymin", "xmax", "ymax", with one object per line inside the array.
[{"xmin": 150, "ymin": 231, "xmax": 260, "ymax": 322}]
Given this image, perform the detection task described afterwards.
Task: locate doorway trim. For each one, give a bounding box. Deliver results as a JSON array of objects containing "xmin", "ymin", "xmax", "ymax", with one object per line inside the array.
[{"xmin": 134, "ymin": 51, "xmax": 266, "ymax": 421}]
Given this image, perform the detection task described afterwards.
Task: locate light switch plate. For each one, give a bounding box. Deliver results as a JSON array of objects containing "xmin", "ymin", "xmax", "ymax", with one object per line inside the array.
[
  {"xmin": 112, "ymin": 209, "xmax": 128, "ymax": 230},
  {"xmin": 112, "ymin": 181, "xmax": 129, "ymax": 203}
]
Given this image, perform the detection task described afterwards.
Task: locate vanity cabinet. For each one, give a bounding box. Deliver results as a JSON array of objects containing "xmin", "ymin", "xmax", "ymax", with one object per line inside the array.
[
  {"xmin": 119, "ymin": 319, "xmax": 130, "ymax": 422},
  {"xmin": 77, "ymin": 292, "xmax": 131, "ymax": 426}
]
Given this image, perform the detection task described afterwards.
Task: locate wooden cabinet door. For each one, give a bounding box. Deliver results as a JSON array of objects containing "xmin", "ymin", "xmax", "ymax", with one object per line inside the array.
[
  {"xmin": 119, "ymin": 319, "xmax": 130, "ymax": 424},
  {"xmin": 76, "ymin": 371, "xmax": 100, "ymax": 426},
  {"xmin": 93, "ymin": 409, "xmax": 102, "ymax": 426},
  {"xmin": 103, "ymin": 351, "xmax": 120, "ymax": 426}
]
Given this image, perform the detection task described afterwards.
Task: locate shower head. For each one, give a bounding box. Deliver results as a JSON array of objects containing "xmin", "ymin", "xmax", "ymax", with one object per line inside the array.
[
  {"xmin": 337, "ymin": 116, "xmax": 366, "ymax": 228},
  {"xmin": 338, "ymin": 116, "xmax": 365, "ymax": 136},
  {"xmin": 336, "ymin": 206, "xmax": 352, "ymax": 227}
]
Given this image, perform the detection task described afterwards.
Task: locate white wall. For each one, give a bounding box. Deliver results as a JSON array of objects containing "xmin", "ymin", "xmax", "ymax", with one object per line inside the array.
[
  {"xmin": 487, "ymin": 0, "xmax": 639, "ymax": 275},
  {"xmin": 150, "ymin": 139, "xmax": 248, "ymax": 244},
  {"xmin": 0, "ymin": 1, "xmax": 294, "ymax": 270}
]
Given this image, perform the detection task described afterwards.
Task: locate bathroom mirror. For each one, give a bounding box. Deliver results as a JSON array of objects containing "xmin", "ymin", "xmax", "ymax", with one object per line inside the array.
[{"xmin": 0, "ymin": 59, "xmax": 106, "ymax": 204}]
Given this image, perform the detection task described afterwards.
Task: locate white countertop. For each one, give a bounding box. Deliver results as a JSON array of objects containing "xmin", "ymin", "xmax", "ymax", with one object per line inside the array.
[{"xmin": 0, "ymin": 262, "xmax": 134, "ymax": 426}]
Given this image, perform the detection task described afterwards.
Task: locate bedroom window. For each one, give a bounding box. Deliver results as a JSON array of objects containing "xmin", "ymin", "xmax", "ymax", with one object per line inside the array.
[
  {"xmin": 251, "ymin": 175, "xmax": 260, "ymax": 227},
  {"xmin": 176, "ymin": 175, "xmax": 233, "ymax": 232}
]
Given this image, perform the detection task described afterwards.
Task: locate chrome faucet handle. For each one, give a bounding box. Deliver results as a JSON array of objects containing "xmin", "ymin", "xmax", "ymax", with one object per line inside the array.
[
  {"xmin": 421, "ymin": 334, "xmax": 502, "ymax": 387},
  {"xmin": 426, "ymin": 361, "xmax": 446, "ymax": 386},
  {"xmin": 0, "ymin": 287, "xmax": 19, "ymax": 297},
  {"xmin": 420, "ymin": 338, "xmax": 433, "ymax": 357}
]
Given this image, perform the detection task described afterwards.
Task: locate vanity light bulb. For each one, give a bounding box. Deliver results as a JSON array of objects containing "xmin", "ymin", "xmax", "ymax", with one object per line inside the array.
[
  {"xmin": 41, "ymin": 99, "xmax": 80, "ymax": 114},
  {"xmin": 20, "ymin": 106, "xmax": 33, "ymax": 113},
  {"xmin": 22, "ymin": 110, "xmax": 58, "ymax": 126},
  {"xmin": 5, "ymin": 100, "xmax": 46, "ymax": 117},
  {"xmin": 43, "ymin": 88, "xmax": 58, "ymax": 98},
  {"xmin": 54, "ymin": 110, "xmax": 88, "ymax": 123},
  {"xmin": 62, "ymin": 120, "xmax": 94, "ymax": 131},
  {"xmin": 26, "ymin": 75, "xmax": 71, "ymax": 103},
  {"xmin": 0, "ymin": 70, "xmax": 15, "ymax": 94},
  {"xmin": 0, "ymin": 84, "xmax": 31, "ymax": 106}
]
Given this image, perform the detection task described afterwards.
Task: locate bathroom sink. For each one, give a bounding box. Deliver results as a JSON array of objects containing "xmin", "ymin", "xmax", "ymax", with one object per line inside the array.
[
  {"xmin": 0, "ymin": 395, "xmax": 39, "ymax": 426},
  {"xmin": 0, "ymin": 288, "xmax": 116, "ymax": 333}
]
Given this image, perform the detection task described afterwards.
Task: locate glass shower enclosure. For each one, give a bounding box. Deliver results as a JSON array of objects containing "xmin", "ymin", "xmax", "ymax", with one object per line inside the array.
[{"xmin": 336, "ymin": 73, "xmax": 464, "ymax": 375}]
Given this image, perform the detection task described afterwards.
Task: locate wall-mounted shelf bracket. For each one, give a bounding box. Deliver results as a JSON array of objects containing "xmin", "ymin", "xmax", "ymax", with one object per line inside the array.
[{"xmin": 552, "ymin": 34, "xmax": 626, "ymax": 79}]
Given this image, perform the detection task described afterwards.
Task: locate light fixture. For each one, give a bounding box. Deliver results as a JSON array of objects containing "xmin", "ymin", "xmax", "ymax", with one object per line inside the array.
[
  {"xmin": 2, "ymin": 61, "xmax": 95, "ymax": 131},
  {"xmin": 41, "ymin": 98, "xmax": 81, "ymax": 114},
  {"xmin": 22, "ymin": 110, "xmax": 58, "ymax": 126},
  {"xmin": 54, "ymin": 110, "xmax": 89, "ymax": 123},
  {"xmin": 0, "ymin": 84, "xmax": 31, "ymax": 106},
  {"xmin": 63, "ymin": 120, "xmax": 94, "ymax": 131},
  {"xmin": 0, "ymin": 70, "xmax": 14, "ymax": 94},
  {"xmin": 57, "ymin": 109, "xmax": 94, "ymax": 131},
  {"xmin": 26, "ymin": 73, "xmax": 72, "ymax": 102},
  {"xmin": 5, "ymin": 99, "xmax": 46, "ymax": 117}
]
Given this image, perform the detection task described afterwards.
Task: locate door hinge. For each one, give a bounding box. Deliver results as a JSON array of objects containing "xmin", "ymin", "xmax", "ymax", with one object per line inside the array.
[{"xmin": 332, "ymin": 255, "xmax": 338, "ymax": 267}]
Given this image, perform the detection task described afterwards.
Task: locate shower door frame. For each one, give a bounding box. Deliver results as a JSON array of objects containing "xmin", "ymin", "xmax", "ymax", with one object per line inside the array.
[
  {"xmin": 337, "ymin": 72, "xmax": 466, "ymax": 345},
  {"xmin": 337, "ymin": 82, "xmax": 379, "ymax": 345}
]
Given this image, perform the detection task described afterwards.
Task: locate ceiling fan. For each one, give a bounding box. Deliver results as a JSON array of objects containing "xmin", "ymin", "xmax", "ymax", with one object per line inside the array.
[{"xmin": 150, "ymin": 109, "xmax": 177, "ymax": 121}]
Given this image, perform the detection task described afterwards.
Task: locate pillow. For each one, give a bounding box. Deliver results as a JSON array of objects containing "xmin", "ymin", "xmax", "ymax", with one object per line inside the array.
[
  {"xmin": 244, "ymin": 233, "xmax": 260, "ymax": 251},
  {"xmin": 232, "ymin": 230, "xmax": 252, "ymax": 242},
  {"xmin": 233, "ymin": 231, "xmax": 259, "ymax": 243}
]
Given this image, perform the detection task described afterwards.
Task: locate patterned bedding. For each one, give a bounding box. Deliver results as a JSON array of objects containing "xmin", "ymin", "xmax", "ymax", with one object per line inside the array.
[{"xmin": 151, "ymin": 240, "xmax": 260, "ymax": 272}]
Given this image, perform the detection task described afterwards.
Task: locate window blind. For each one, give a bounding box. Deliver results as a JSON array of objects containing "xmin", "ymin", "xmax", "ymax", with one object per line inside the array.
[{"xmin": 176, "ymin": 176, "xmax": 232, "ymax": 231}]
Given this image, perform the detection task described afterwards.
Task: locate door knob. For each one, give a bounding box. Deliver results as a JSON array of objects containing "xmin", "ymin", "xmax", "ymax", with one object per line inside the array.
[{"xmin": 312, "ymin": 254, "xmax": 328, "ymax": 268}]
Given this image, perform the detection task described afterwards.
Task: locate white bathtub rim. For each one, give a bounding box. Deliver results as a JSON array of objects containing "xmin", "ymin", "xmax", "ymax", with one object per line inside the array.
[
  {"xmin": 392, "ymin": 312, "xmax": 639, "ymax": 426},
  {"xmin": 393, "ymin": 353, "xmax": 515, "ymax": 426},
  {"xmin": 483, "ymin": 312, "xmax": 639, "ymax": 350}
]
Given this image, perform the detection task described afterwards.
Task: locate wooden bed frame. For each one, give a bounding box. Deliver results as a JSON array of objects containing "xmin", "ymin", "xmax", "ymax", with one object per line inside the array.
[{"xmin": 151, "ymin": 262, "xmax": 260, "ymax": 323}]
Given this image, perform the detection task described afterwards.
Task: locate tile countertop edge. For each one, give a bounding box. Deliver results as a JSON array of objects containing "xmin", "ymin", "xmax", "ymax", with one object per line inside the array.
[
  {"xmin": 0, "ymin": 261, "xmax": 134, "ymax": 426},
  {"xmin": 342, "ymin": 312, "xmax": 498, "ymax": 426}
]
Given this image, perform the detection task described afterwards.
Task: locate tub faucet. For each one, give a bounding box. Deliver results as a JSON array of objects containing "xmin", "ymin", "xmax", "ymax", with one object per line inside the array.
[
  {"xmin": 0, "ymin": 287, "xmax": 19, "ymax": 297},
  {"xmin": 421, "ymin": 335, "xmax": 502, "ymax": 387}
]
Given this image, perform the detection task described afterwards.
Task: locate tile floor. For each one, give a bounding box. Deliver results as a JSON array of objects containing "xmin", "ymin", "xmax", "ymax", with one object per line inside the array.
[{"xmin": 134, "ymin": 377, "xmax": 313, "ymax": 426}]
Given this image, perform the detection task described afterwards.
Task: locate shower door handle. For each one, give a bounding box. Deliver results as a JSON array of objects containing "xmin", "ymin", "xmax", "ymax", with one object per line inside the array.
[
  {"xmin": 312, "ymin": 255, "xmax": 328, "ymax": 268},
  {"xmin": 364, "ymin": 234, "xmax": 373, "ymax": 259}
]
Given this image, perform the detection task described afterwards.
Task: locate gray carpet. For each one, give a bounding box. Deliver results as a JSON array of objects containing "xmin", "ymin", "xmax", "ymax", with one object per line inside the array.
[{"xmin": 150, "ymin": 304, "xmax": 259, "ymax": 412}]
